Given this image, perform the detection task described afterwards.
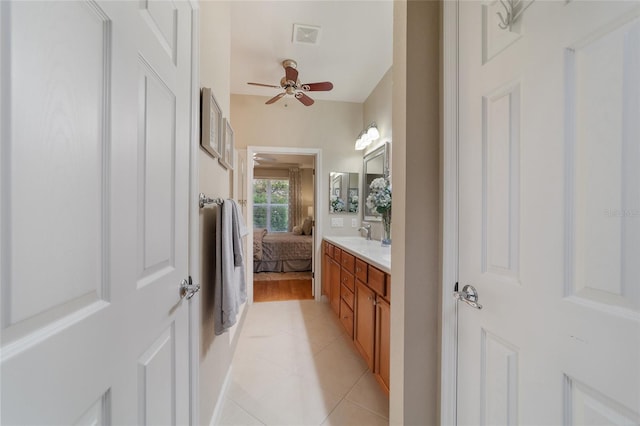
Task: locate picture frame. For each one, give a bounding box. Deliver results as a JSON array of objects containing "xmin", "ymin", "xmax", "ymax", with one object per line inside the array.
[
  {"xmin": 218, "ymin": 118, "xmax": 234, "ymax": 170},
  {"xmin": 200, "ymin": 87, "xmax": 222, "ymax": 158}
]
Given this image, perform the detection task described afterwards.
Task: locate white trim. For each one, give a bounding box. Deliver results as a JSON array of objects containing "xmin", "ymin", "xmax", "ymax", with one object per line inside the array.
[
  {"xmin": 187, "ymin": 3, "xmax": 201, "ymax": 425},
  {"xmin": 441, "ymin": 1, "xmax": 459, "ymax": 425},
  {"xmin": 209, "ymin": 365, "xmax": 233, "ymax": 426},
  {"xmin": 246, "ymin": 146, "xmax": 323, "ymax": 301}
]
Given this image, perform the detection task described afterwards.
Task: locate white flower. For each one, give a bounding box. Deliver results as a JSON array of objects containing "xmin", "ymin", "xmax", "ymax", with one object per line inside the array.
[{"xmin": 366, "ymin": 177, "xmax": 392, "ymax": 213}]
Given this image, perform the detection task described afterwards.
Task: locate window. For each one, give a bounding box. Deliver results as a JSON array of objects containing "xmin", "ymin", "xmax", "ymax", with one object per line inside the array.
[{"xmin": 253, "ymin": 179, "xmax": 289, "ymax": 232}]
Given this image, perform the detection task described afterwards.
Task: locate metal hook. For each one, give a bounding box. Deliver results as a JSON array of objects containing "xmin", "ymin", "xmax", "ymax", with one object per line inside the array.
[
  {"xmin": 496, "ymin": 0, "xmax": 537, "ymax": 31},
  {"xmin": 497, "ymin": 0, "xmax": 512, "ymax": 30}
]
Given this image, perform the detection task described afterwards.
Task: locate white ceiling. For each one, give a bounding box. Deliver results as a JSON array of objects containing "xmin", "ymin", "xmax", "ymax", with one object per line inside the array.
[{"xmin": 230, "ymin": 1, "xmax": 394, "ymax": 104}]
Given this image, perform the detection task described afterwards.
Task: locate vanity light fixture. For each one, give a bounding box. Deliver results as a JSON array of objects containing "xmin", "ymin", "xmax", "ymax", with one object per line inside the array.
[{"xmin": 355, "ymin": 123, "xmax": 380, "ymax": 150}]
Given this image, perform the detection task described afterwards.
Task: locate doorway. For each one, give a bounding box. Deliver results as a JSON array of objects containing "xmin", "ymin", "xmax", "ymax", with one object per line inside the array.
[{"xmin": 246, "ymin": 146, "xmax": 323, "ymax": 304}]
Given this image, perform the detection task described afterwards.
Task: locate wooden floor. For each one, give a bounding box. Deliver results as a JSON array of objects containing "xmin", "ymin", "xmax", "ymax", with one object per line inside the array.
[{"xmin": 253, "ymin": 279, "xmax": 313, "ymax": 302}]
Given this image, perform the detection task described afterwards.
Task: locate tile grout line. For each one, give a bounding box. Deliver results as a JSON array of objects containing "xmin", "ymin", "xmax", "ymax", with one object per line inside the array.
[
  {"xmin": 317, "ymin": 368, "xmax": 374, "ymax": 426},
  {"xmin": 224, "ymin": 398, "xmax": 267, "ymax": 426}
]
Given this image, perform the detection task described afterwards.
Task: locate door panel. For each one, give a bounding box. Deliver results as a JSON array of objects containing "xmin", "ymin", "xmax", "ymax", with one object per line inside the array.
[
  {"xmin": 138, "ymin": 58, "xmax": 177, "ymax": 283},
  {"xmin": 0, "ymin": 1, "xmax": 193, "ymax": 424},
  {"xmin": 354, "ymin": 280, "xmax": 375, "ymax": 370},
  {"xmin": 2, "ymin": 0, "xmax": 109, "ymax": 338},
  {"xmin": 138, "ymin": 326, "xmax": 177, "ymax": 425},
  {"xmin": 567, "ymin": 15, "xmax": 640, "ymax": 311},
  {"xmin": 457, "ymin": 1, "xmax": 640, "ymax": 424},
  {"xmin": 481, "ymin": 83, "xmax": 520, "ymax": 283}
]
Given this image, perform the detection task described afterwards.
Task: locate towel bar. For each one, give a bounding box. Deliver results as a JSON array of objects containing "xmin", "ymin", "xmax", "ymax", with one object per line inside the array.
[{"xmin": 199, "ymin": 192, "xmax": 224, "ymax": 208}]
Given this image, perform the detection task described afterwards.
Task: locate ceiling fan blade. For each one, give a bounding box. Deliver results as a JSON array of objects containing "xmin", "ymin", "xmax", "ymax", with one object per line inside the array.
[
  {"xmin": 301, "ymin": 82, "xmax": 334, "ymax": 92},
  {"xmin": 265, "ymin": 92, "xmax": 286, "ymax": 104},
  {"xmin": 285, "ymin": 66, "xmax": 298, "ymax": 83},
  {"xmin": 253, "ymin": 156, "xmax": 278, "ymax": 162},
  {"xmin": 295, "ymin": 92, "xmax": 314, "ymax": 106},
  {"xmin": 248, "ymin": 82, "xmax": 281, "ymax": 89}
]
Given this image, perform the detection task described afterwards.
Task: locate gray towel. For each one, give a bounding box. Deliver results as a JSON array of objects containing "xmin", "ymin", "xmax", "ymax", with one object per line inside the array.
[{"xmin": 214, "ymin": 199, "xmax": 249, "ymax": 335}]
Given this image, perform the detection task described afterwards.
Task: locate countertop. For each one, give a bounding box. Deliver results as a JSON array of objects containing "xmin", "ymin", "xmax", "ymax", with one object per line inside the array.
[{"xmin": 323, "ymin": 236, "xmax": 391, "ymax": 274}]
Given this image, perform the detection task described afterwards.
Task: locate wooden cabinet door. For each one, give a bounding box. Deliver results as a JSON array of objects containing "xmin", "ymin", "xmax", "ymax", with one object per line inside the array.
[
  {"xmin": 329, "ymin": 258, "xmax": 341, "ymax": 315},
  {"xmin": 322, "ymin": 253, "xmax": 330, "ymax": 296},
  {"xmin": 375, "ymin": 297, "xmax": 390, "ymax": 393},
  {"xmin": 354, "ymin": 280, "xmax": 376, "ymax": 369}
]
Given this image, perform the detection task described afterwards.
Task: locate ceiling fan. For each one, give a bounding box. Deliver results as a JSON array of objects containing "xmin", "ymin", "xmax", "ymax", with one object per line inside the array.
[{"xmin": 247, "ymin": 59, "xmax": 334, "ymax": 106}]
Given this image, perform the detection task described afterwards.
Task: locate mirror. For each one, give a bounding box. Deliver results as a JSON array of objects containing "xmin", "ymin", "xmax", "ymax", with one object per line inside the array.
[
  {"xmin": 363, "ymin": 142, "xmax": 390, "ymax": 221},
  {"xmin": 329, "ymin": 172, "xmax": 359, "ymax": 214}
]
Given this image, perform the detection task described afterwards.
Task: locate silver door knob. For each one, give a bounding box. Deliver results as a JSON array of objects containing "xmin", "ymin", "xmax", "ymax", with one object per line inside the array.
[
  {"xmin": 454, "ymin": 284, "xmax": 482, "ymax": 310},
  {"xmin": 180, "ymin": 277, "xmax": 200, "ymax": 300}
]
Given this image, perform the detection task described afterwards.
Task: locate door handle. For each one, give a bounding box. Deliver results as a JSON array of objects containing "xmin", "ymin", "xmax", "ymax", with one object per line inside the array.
[
  {"xmin": 180, "ymin": 277, "xmax": 200, "ymax": 300},
  {"xmin": 454, "ymin": 284, "xmax": 482, "ymax": 310}
]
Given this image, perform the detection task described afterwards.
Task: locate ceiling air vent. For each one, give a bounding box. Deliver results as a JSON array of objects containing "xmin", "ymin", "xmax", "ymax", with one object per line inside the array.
[{"xmin": 292, "ymin": 24, "xmax": 321, "ymax": 45}]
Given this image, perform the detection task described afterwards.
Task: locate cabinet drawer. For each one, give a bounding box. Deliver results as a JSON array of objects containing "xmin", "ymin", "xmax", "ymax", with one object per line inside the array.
[
  {"xmin": 341, "ymin": 251, "xmax": 355, "ymax": 273},
  {"xmin": 341, "ymin": 269, "xmax": 355, "ymax": 292},
  {"xmin": 333, "ymin": 247, "xmax": 342, "ymax": 261},
  {"xmin": 355, "ymin": 258, "xmax": 368, "ymax": 283},
  {"xmin": 341, "ymin": 283, "xmax": 354, "ymax": 309},
  {"xmin": 324, "ymin": 241, "xmax": 334, "ymax": 258},
  {"xmin": 368, "ymin": 266, "xmax": 386, "ymax": 296},
  {"xmin": 340, "ymin": 300, "xmax": 354, "ymax": 338}
]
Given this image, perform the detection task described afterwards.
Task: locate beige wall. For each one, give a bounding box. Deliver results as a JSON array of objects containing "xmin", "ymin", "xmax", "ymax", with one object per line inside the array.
[
  {"xmin": 301, "ymin": 168, "xmax": 314, "ymax": 218},
  {"xmin": 390, "ymin": 1, "xmax": 441, "ymax": 425},
  {"xmin": 362, "ymin": 67, "xmax": 393, "ymax": 241},
  {"xmin": 231, "ymin": 94, "xmax": 364, "ymax": 237},
  {"xmin": 198, "ymin": 3, "xmax": 241, "ymax": 425},
  {"xmin": 364, "ymin": 67, "xmax": 393, "ymax": 152}
]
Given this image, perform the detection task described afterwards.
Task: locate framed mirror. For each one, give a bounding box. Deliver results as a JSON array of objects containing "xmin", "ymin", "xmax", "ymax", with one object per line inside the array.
[
  {"xmin": 363, "ymin": 142, "xmax": 390, "ymax": 221},
  {"xmin": 329, "ymin": 172, "xmax": 359, "ymax": 214}
]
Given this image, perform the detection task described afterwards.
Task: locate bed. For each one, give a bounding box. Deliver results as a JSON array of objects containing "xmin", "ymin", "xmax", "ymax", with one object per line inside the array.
[{"xmin": 253, "ymin": 229, "xmax": 313, "ymax": 272}]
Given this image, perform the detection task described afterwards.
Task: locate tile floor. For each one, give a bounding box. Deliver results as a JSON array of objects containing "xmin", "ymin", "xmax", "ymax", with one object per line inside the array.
[{"xmin": 217, "ymin": 300, "xmax": 389, "ymax": 426}]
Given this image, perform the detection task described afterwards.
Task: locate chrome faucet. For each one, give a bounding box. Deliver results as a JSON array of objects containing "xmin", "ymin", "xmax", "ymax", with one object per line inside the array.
[{"xmin": 358, "ymin": 223, "xmax": 372, "ymax": 240}]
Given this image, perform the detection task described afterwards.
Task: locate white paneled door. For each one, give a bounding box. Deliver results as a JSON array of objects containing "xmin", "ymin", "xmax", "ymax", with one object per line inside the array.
[
  {"xmin": 1, "ymin": 1, "xmax": 194, "ymax": 424},
  {"xmin": 457, "ymin": 1, "xmax": 640, "ymax": 424}
]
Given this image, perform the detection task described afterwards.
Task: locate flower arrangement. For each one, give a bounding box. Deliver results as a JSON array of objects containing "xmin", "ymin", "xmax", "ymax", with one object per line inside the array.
[
  {"xmin": 349, "ymin": 194, "xmax": 359, "ymax": 213},
  {"xmin": 330, "ymin": 194, "xmax": 345, "ymax": 212},
  {"xmin": 366, "ymin": 177, "xmax": 392, "ymax": 246},
  {"xmin": 366, "ymin": 177, "xmax": 391, "ymax": 213}
]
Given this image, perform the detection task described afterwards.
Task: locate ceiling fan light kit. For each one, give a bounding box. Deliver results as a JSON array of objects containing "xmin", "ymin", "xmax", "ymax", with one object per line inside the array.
[{"xmin": 247, "ymin": 59, "xmax": 334, "ymax": 107}]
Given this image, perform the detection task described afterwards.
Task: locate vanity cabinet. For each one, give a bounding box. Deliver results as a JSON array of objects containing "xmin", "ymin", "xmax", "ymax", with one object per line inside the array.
[
  {"xmin": 354, "ymin": 280, "xmax": 376, "ymax": 369},
  {"xmin": 329, "ymin": 257, "xmax": 341, "ymax": 315},
  {"xmin": 323, "ymin": 241, "xmax": 342, "ymax": 315},
  {"xmin": 375, "ymin": 297, "xmax": 390, "ymax": 392},
  {"xmin": 323, "ymin": 239, "xmax": 390, "ymax": 393}
]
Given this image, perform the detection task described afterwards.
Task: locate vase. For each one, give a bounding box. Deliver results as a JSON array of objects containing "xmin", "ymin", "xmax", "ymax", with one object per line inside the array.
[{"xmin": 381, "ymin": 210, "xmax": 391, "ymax": 247}]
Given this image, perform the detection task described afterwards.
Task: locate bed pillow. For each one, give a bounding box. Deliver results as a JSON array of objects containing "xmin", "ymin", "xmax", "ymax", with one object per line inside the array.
[
  {"xmin": 301, "ymin": 217, "xmax": 313, "ymax": 235},
  {"xmin": 292, "ymin": 225, "xmax": 303, "ymax": 235}
]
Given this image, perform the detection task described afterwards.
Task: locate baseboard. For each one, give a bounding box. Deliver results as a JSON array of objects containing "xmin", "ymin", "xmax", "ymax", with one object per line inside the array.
[{"xmin": 209, "ymin": 365, "xmax": 233, "ymax": 426}]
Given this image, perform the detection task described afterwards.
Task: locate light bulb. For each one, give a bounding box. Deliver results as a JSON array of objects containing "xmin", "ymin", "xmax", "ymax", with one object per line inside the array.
[{"xmin": 367, "ymin": 125, "xmax": 380, "ymax": 141}]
